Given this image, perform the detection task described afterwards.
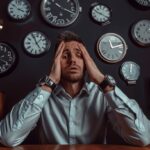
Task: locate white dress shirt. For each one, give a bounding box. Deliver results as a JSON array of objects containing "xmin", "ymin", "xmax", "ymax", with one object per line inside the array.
[{"xmin": 0, "ymin": 82, "xmax": 150, "ymax": 147}]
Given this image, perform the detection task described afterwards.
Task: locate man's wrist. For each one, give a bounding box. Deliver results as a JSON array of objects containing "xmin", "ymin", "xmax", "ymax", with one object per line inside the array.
[
  {"xmin": 38, "ymin": 75, "xmax": 57, "ymax": 91},
  {"xmin": 99, "ymin": 75, "xmax": 116, "ymax": 93},
  {"xmin": 40, "ymin": 85, "xmax": 52, "ymax": 93}
]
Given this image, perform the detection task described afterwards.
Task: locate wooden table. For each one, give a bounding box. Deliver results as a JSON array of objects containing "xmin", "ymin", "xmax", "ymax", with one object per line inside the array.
[{"xmin": 0, "ymin": 145, "xmax": 150, "ymax": 150}]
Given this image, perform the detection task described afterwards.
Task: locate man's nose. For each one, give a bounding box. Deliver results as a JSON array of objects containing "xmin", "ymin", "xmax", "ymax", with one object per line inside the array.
[{"xmin": 69, "ymin": 54, "xmax": 76, "ymax": 64}]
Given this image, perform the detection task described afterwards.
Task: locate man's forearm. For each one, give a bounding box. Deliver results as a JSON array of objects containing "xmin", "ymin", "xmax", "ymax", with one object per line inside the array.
[{"xmin": 0, "ymin": 87, "xmax": 50, "ymax": 147}]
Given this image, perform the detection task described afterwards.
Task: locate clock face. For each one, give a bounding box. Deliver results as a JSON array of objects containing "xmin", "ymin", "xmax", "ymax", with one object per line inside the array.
[
  {"xmin": 0, "ymin": 43, "xmax": 17, "ymax": 76},
  {"xmin": 134, "ymin": 0, "xmax": 150, "ymax": 7},
  {"xmin": 91, "ymin": 3, "xmax": 111, "ymax": 25},
  {"xmin": 120, "ymin": 61, "xmax": 140, "ymax": 84},
  {"xmin": 97, "ymin": 33, "xmax": 128, "ymax": 63},
  {"xmin": 23, "ymin": 31, "xmax": 51, "ymax": 56},
  {"xmin": 7, "ymin": 0, "xmax": 31, "ymax": 20},
  {"xmin": 131, "ymin": 19, "xmax": 150, "ymax": 46},
  {"xmin": 41, "ymin": 0, "xmax": 80, "ymax": 27}
]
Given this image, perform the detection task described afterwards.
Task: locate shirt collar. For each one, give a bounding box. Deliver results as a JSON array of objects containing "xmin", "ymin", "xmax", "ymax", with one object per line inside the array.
[{"xmin": 53, "ymin": 82, "xmax": 89, "ymax": 97}]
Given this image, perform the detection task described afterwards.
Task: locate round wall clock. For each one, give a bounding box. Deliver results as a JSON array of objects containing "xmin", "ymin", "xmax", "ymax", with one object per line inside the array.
[
  {"xmin": 23, "ymin": 31, "xmax": 51, "ymax": 56},
  {"xmin": 40, "ymin": 0, "xmax": 81, "ymax": 27},
  {"xmin": 131, "ymin": 19, "xmax": 150, "ymax": 47},
  {"xmin": 7, "ymin": 0, "xmax": 31, "ymax": 21},
  {"xmin": 0, "ymin": 43, "xmax": 18, "ymax": 76},
  {"xmin": 97, "ymin": 33, "xmax": 128, "ymax": 63},
  {"xmin": 90, "ymin": 2, "xmax": 112, "ymax": 26},
  {"xmin": 120, "ymin": 61, "xmax": 140, "ymax": 84}
]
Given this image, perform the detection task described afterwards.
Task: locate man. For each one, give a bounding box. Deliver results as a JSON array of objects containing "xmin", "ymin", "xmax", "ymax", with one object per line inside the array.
[{"xmin": 0, "ymin": 31, "xmax": 150, "ymax": 147}]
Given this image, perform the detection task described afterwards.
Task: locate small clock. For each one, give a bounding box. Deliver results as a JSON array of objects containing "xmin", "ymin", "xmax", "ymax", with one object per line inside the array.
[
  {"xmin": 90, "ymin": 2, "xmax": 112, "ymax": 26},
  {"xmin": 40, "ymin": 0, "xmax": 81, "ymax": 27},
  {"xmin": 134, "ymin": 0, "xmax": 150, "ymax": 8},
  {"xmin": 23, "ymin": 31, "xmax": 51, "ymax": 56},
  {"xmin": 97, "ymin": 33, "xmax": 128, "ymax": 63},
  {"xmin": 120, "ymin": 61, "xmax": 140, "ymax": 84},
  {"xmin": 7, "ymin": 0, "xmax": 31, "ymax": 21},
  {"xmin": 0, "ymin": 43, "xmax": 18, "ymax": 76},
  {"xmin": 131, "ymin": 19, "xmax": 150, "ymax": 47}
]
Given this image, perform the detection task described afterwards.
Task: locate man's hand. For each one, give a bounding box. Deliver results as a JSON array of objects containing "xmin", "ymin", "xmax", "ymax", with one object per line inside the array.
[
  {"xmin": 78, "ymin": 43, "xmax": 105, "ymax": 85},
  {"xmin": 49, "ymin": 41, "xmax": 65, "ymax": 84}
]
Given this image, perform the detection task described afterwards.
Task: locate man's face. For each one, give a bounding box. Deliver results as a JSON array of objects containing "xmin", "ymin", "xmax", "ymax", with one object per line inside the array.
[{"xmin": 60, "ymin": 41, "xmax": 85, "ymax": 83}]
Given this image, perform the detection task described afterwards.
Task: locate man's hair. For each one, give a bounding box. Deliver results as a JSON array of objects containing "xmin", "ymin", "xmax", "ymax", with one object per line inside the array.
[{"xmin": 55, "ymin": 31, "xmax": 85, "ymax": 51}]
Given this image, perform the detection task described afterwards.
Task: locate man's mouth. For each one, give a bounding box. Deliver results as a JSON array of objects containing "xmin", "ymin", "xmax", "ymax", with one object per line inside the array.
[{"xmin": 68, "ymin": 65, "xmax": 80, "ymax": 72}]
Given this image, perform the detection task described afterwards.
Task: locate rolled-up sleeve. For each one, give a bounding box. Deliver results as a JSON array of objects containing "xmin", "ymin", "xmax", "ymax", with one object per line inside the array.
[
  {"xmin": 0, "ymin": 87, "xmax": 50, "ymax": 147},
  {"xmin": 105, "ymin": 86, "xmax": 150, "ymax": 146}
]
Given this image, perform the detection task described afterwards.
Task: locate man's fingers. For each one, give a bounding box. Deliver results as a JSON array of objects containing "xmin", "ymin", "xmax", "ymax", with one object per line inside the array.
[{"xmin": 55, "ymin": 41, "xmax": 65, "ymax": 58}]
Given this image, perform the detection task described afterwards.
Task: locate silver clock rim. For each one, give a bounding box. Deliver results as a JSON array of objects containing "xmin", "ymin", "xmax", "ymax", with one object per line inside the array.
[
  {"xmin": 23, "ymin": 31, "xmax": 51, "ymax": 56},
  {"xmin": 120, "ymin": 61, "xmax": 140, "ymax": 81},
  {"xmin": 97, "ymin": 33, "xmax": 128, "ymax": 63},
  {"xmin": 131, "ymin": 19, "xmax": 150, "ymax": 47},
  {"xmin": 40, "ymin": 0, "xmax": 80, "ymax": 27},
  {"xmin": 7, "ymin": 0, "xmax": 31, "ymax": 20}
]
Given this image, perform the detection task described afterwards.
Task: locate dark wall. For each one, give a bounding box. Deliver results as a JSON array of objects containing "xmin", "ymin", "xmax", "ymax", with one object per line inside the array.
[{"xmin": 0, "ymin": 0, "xmax": 150, "ymax": 144}]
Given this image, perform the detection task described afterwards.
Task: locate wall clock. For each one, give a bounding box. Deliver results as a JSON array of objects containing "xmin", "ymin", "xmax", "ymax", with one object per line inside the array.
[
  {"xmin": 23, "ymin": 31, "xmax": 51, "ymax": 56},
  {"xmin": 120, "ymin": 61, "xmax": 140, "ymax": 84},
  {"xmin": 97, "ymin": 33, "xmax": 128, "ymax": 63},
  {"xmin": 131, "ymin": 19, "xmax": 150, "ymax": 47},
  {"xmin": 0, "ymin": 43, "xmax": 18, "ymax": 76},
  {"xmin": 40, "ymin": 0, "xmax": 81, "ymax": 27},
  {"xmin": 7, "ymin": 0, "xmax": 31, "ymax": 21},
  {"xmin": 90, "ymin": 2, "xmax": 112, "ymax": 26}
]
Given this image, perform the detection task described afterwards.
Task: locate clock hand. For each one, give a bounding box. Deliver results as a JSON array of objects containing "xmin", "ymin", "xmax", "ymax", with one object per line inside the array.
[
  {"xmin": 31, "ymin": 34, "xmax": 41, "ymax": 49},
  {"xmin": 109, "ymin": 40, "xmax": 113, "ymax": 48},
  {"xmin": 12, "ymin": 4, "xmax": 18, "ymax": 9},
  {"xmin": 55, "ymin": 2, "xmax": 75, "ymax": 14},
  {"xmin": 95, "ymin": 10, "xmax": 109, "ymax": 18},
  {"xmin": 112, "ymin": 44, "xmax": 123, "ymax": 48},
  {"xmin": 17, "ymin": 8, "xmax": 25, "ymax": 12},
  {"xmin": 63, "ymin": 8, "xmax": 75, "ymax": 14},
  {"xmin": 129, "ymin": 64, "xmax": 133, "ymax": 74},
  {"xmin": 0, "ymin": 58, "xmax": 8, "ymax": 64},
  {"xmin": 55, "ymin": 3, "xmax": 61, "ymax": 8}
]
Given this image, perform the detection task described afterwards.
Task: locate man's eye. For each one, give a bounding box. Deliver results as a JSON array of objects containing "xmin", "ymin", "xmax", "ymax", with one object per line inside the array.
[
  {"xmin": 76, "ymin": 52, "xmax": 82, "ymax": 57},
  {"xmin": 62, "ymin": 53, "xmax": 69, "ymax": 59}
]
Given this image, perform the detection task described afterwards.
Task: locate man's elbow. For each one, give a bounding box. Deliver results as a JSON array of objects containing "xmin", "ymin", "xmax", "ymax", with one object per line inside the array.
[
  {"xmin": 136, "ymin": 136, "xmax": 150, "ymax": 147},
  {"xmin": 1, "ymin": 135, "xmax": 22, "ymax": 147}
]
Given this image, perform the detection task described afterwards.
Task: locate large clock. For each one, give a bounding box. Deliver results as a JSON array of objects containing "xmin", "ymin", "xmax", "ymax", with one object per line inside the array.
[
  {"xmin": 23, "ymin": 31, "xmax": 51, "ymax": 56},
  {"xmin": 40, "ymin": 0, "xmax": 81, "ymax": 27},
  {"xmin": 131, "ymin": 19, "xmax": 150, "ymax": 47},
  {"xmin": 0, "ymin": 43, "xmax": 18, "ymax": 76},
  {"xmin": 7, "ymin": 0, "xmax": 31, "ymax": 21},
  {"xmin": 97, "ymin": 33, "xmax": 128, "ymax": 63}
]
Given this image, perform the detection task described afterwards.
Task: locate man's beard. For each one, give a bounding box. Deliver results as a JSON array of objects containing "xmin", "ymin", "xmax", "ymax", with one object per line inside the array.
[{"xmin": 61, "ymin": 71, "xmax": 85, "ymax": 83}]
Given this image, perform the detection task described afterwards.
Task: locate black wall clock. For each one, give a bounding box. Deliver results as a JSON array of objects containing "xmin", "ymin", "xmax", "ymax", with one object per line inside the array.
[
  {"xmin": 0, "ymin": 43, "xmax": 18, "ymax": 77},
  {"xmin": 40, "ymin": 0, "xmax": 81, "ymax": 27}
]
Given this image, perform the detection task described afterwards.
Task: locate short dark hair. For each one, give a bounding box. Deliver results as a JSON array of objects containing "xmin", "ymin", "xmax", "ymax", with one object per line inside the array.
[{"xmin": 55, "ymin": 31, "xmax": 85, "ymax": 51}]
